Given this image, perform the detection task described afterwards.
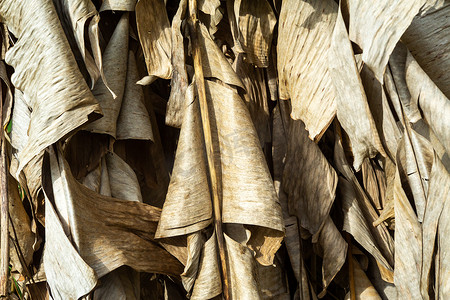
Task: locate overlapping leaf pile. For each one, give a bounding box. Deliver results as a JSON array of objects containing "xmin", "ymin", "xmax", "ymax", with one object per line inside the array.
[{"xmin": 0, "ymin": 0, "xmax": 448, "ymax": 299}]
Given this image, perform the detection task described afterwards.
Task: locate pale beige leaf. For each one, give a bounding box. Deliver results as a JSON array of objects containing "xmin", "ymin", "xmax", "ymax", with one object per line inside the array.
[
  {"xmin": 136, "ymin": 0, "xmax": 172, "ymax": 79},
  {"xmin": 334, "ymin": 132, "xmax": 395, "ymax": 273},
  {"xmin": 405, "ymin": 50, "xmax": 450, "ymax": 155},
  {"xmin": 344, "ymin": 258, "xmax": 381, "ymax": 300},
  {"xmin": 199, "ymin": 24, "xmax": 244, "ymax": 89},
  {"xmin": 85, "ymin": 13, "xmax": 129, "ymax": 137},
  {"xmin": 421, "ymin": 152, "xmax": 449, "ymax": 297},
  {"xmin": 282, "ymin": 118, "xmax": 338, "ymax": 236},
  {"xmin": 224, "ymin": 233, "xmax": 261, "ymax": 299},
  {"xmin": 204, "ymin": 80, "xmax": 283, "ymax": 234},
  {"xmin": 402, "ymin": 3, "xmax": 450, "ymax": 98},
  {"xmin": 54, "ymin": 0, "xmax": 100, "ymax": 87},
  {"xmin": 43, "ymin": 194, "xmax": 98, "ymax": 300},
  {"xmin": 393, "ymin": 162, "xmax": 422, "ymax": 299},
  {"xmin": 181, "ymin": 232, "xmax": 205, "ymax": 294},
  {"xmin": 155, "ymin": 91, "xmax": 212, "ymax": 238},
  {"xmin": 360, "ymin": 65, "xmax": 402, "ymax": 160},
  {"xmin": 105, "ymin": 152, "xmax": 143, "ymax": 202},
  {"xmin": 345, "ymin": 0, "xmax": 428, "ymax": 81},
  {"xmin": 397, "ymin": 128, "xmax": 433, "ymax": 222},
  {"xmin": 116, "ymin": 51, "xmax": 154, "ymax": 141},
  {"xmin": 437, "ymin": 190, "xmax": 450, "ymax": 299},
  {"xmin": 278, "ymin": 0, "xmax": 337, "ymax": 140},
  {"xmin": 329, "ymin": 7, "xmax": 386, "ymax": 170},
  {"xmin": 340, "ymin": 177, "xmax": 393, "ymax": 275},
  {"xmin": 198, "ymin": 0, "xmax": 220, "ymax": 15},
  {"xmin": 100, "ymin": 0, "xmax": 137, "ymax": 11},
  {"xmin": 235, "ymin": 0, "xmax": 276, "ymax": 67},
  {"xmin": 0, "ymin": 0, "xmax": 102, "ymax": 176},
  {"xmin": 190, "ymin": 232, "xmax": 222, "ymax": 300}
]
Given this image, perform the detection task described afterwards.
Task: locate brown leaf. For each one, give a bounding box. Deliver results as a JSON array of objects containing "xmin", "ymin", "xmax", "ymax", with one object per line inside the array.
[{"xmin": 136, "ymin": 0, "xmax": 172, "ymax": 79}]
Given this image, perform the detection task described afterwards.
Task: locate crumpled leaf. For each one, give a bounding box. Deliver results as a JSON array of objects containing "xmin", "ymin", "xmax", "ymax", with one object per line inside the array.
[
  {"xmin": 404, "ymin": 50, "xmax": 450, "ymax": 156},
  {"xmin": 329, "ymin": 6, "xmax": 386, "ymax": 170},
  {"xmin": 54, "ymin": 0, "xmax": 103, "ymax": 88},
  {"xmin": 0, "ymin": 0, "xmax": 102, "ymax": 177},
  {"xmin": 234, "ymin": 0, "xmax": 276, "ymax": 67},
  {"xmin": 393, "ymin": 160, "xmax": 422, "ymax": 299},
  {"xmin": 278, "ymin": 0, "xmax": 337, "ymax": 141},
  {"xmin": 360, "ymin": 64, "xmax": 401, "ymax": 160},
  {"xmin": 155, "ymin": 90, "xmax": 212, "ymax": 238},
  {"xmin": 334, "ymin": 130, "xmax": 395, "ymax": 278},
  {"xmin": 136, "ymin": 0, "xmax": 172, "ymax": 79}
]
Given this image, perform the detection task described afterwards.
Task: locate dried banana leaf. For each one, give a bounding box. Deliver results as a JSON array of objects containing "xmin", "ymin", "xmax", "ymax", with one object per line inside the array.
[
  {"xmin": 329, "ymin": 6, "xmax": 386, "ymax": 170},
  {"xmin": 233, "ymin": 53, "xmax": 271, "ymax": 145},
  {"xmin": 198, "ymin": 24, "xmax": 244, "ymax": 89},
  {"xmin": 42, "ymin": 147, "xmax": 183, "ymax": 298},
  {"xmin": 402, "ymin": 3, "xmax": 450, "ymax": 98},
  {"xmin": 100, "ymin": 0, "xmax": 137, "ymax": 12},
  {"xmin": 234, "ymin": 0, "xmax": 276, "ymax": 67},
  {"xmin": 345, "ymin": 0, "xmax": 431, "ymax": 81},
  {"xmin": 136, "ymin": 0, "xmax": 172, "ymax": 79},
  {"xmin": 116, "ymin": 51, "xmax": 154, "ymax": 141},
  {"xmin": 393, "ymin": 162, "xmax": 422, "ymax": 299},
  {"xmin": 85, "ymin": 13, "xmax": 129, "ymax": 137},
  {"xmin": 344, "ymin": 258, "xmax": 381, "ymax": 300},
  {"xmin": 278, "ymin": 0, "xmax": 337, "ymax": 140},
  {"xmin": 283, "ymin": 118, "xmax": 338, "ymax": 237},
  {"xmin": 166, "ymin": 0, "xmax": 189, "ymax": 128},
  {"xmin": 0, "ymin": 0, "xmax": 102, "ymax": 176}
]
